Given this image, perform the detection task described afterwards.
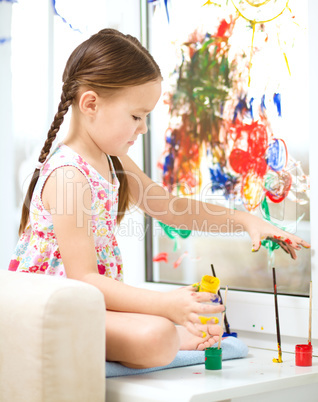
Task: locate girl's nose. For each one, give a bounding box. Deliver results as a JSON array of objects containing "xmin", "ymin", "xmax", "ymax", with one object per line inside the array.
[{"xmin": 139, "ymin": 119, "xmax": 148, "ymax": 135}]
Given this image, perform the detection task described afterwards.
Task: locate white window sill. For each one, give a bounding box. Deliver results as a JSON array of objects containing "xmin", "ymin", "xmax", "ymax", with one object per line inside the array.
[{"xmin": 106, "ymin": 346, "xmax": 318, "ymax": 402}]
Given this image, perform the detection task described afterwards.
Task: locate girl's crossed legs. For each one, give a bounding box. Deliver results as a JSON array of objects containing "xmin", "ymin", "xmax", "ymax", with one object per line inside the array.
[{"xmin": 105, "ymin": 311, "xmax": 220, "ymax": 369}]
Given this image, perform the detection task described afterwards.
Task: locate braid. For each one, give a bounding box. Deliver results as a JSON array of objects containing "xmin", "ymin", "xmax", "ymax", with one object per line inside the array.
[
  {"xmin": 19, "ymin": 82, "xmax": 76, "ymax": 236},
  {"xmin": 109, "ymin": 156, "xmax": 131, "ymax": 225},
  {"xmin": 38, "ymin": 84, "xmax": 75, "ymax": 163}
]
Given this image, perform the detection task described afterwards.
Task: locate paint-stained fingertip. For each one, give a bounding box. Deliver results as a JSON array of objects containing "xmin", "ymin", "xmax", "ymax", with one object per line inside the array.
[
  {"xmin": 210, "ymin": 294, "xmax": 221, "ymax": 303},
  {"xmin": 252, "ymin": 241, "xmax": 261, "ymax": 252},
  {"xmin": 192, "ymin": 282, "xmax": 200, "ymax": 291}
]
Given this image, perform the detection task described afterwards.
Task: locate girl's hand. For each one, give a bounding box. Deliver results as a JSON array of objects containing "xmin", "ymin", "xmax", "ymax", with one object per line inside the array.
[
  {"xmin": 244, "ymin": 214, "xmax": 310, "ymax": 259},
  {"xmin": 164, "ymin": 285, "xmax": 224, "ymax": 337}
]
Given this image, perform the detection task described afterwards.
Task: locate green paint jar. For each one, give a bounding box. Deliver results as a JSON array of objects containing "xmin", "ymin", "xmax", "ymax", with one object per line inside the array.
[{"xmin": 205, "ymin": 347, "xmax": 222, "ymax": 370}]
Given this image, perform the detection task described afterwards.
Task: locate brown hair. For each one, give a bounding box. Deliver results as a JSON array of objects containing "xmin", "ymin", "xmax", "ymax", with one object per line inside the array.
[{"xmin": 19, "ymin": 28, "xmax": 162, "ymax": 235}]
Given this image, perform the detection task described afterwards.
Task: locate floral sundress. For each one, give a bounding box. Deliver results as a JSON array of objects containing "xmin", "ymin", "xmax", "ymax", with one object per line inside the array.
[{"xmin": 9, "ymin": 143, "xmax": 123, "ymax": 281}]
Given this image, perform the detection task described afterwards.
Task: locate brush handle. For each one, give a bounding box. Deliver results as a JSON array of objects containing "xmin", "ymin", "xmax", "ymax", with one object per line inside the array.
[
  {"xmin": 211, "ymin": 264, "xmax": 231, "ymax": 334},
  {"xmin": 272, "ymin": 268, "xmax": 282, "ymax": 348}
]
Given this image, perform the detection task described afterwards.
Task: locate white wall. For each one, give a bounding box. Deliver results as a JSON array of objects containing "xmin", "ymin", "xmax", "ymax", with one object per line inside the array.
[{"xmin": 0, "ymin": 2, "xmax": 15, "ymax": 269}]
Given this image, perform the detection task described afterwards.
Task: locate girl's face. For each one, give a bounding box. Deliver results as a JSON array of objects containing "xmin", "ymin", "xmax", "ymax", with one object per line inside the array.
[{"xmin": 90, "ymin": 79, "xmax": 162, "ymax": 156}]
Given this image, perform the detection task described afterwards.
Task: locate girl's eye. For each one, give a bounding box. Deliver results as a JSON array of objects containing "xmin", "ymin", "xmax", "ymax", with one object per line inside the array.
[{"xmin": 132, "ymin": 116, "xmax": 142, "ymax": 121}]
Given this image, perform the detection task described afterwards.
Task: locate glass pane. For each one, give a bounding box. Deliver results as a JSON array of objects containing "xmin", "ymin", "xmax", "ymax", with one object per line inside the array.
[{"xmin": 147, "ymin": 0, "xmax": 310, "ymax": 295}]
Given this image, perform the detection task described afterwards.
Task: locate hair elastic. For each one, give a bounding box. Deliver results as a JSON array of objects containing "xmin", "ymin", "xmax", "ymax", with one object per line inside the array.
[{"xmin": 36, "ymin": 161, "xmax": 44, "ymax": 170}]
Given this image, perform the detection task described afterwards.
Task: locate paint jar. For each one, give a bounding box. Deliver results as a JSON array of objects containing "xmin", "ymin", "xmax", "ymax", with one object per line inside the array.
[
  {"xmin": 205, "ymin": 347, "xmax": 222, "ymax": 370},
  {"xmin": 295, "ymin": 344, "xmax": 312, "ymax": 367},
  {"xmin": 199, "ymin": 275, "xmax": 220, "ymax": 294}
]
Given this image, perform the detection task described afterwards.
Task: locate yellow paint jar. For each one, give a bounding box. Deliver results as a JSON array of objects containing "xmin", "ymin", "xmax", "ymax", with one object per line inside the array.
[
  {"xmin": 193, "ymin": 275, "xmax": 221, "ymax": 338},
  {"xmin": 198, "ymin": 275, "xmax": 220, "ymax": 294}
]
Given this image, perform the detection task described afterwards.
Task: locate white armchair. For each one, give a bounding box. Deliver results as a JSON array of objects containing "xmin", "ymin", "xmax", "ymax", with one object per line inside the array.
[{"xmin": 0, "ymin": 270, "xmax": 106, "ymax": 402}]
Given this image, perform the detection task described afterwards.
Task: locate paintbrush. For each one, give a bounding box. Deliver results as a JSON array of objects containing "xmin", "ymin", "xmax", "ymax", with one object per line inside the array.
[
  {"xmin": 218, "ymin": 285, "xmax": 228, "ymax": 350},
  {"xmin": 308, "ymin": 281, "xmax": 312, "ymax": 345},
  {"xmin": 272, "ymin": 267, "xmax": 283, "ymax": 363},
  {"xmin": 211, "ymin": 264, "xmax": 231, "ymax": 334}
]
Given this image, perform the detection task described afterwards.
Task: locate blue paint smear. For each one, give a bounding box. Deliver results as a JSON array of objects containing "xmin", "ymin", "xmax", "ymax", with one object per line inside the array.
[
  {"xmin": 261, "ymin": 94, "xmax": 266, "ymax": 113},
  {"xmin": 249, "ymin": 97, "xmax": 254, "ymax": 120},
  {"xmin": 164, "ymin": 0, "xmax": 169, "ymax": 23},
  {"xmin": 233, "ymin": 96, "xmax": 253, "ymax": 122},
  {"xmin": 266, "ymin": 139, "xmax": 286, "ymax": 171},
  {"xmin": 273, "ymin": 93, "xmax": 282, "ymax": 117},
  {"xmin": 148, "ymin": 0, "xmax": 169, "ymax": 23},
  {"xmin": 0, "ymin": 0, "xmax": 18, "ymax": 3},
  {"xmin": 209, "ymin": 163, "xmax": 236, "ymax": 197},
  {"xmin": 166, "ymin": 136, "xmax": 173, "ymax": 145},
  {"xmin": 0, "ymin": 37, "xmax": 11, "ymax": 44},
  {"xmin": 233, "ymin": 97, "xmax": 247, "ymax": 122},
  {"xmin": 163, "ymin": 152, "xmax": 174, "ymax": 174}
]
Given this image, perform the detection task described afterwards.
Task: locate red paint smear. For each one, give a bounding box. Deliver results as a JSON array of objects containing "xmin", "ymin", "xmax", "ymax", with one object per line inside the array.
[
  {"xmin": 213, "ymin": 17, "xmax": 236, "ymax": 54},
  {"xmin": 253, "ymin": 157, "xmax": 267, "ymax": 177},
  {"xmin": 173, "ymin": 251, "xmax": 189, "ymax": 268},
  {"xmin": 229, "ymin": 121, "xmax": 269, "ymax": 179},
  {"xmin": 229, "ymin": 149, "xmax": 251, "ymax": 174},
  {"xmin": 248, "ymin": 123, "xmax": 268, "ymax": 158},
  {"xmin": 153, "ymin": 252, "xmax": 168, "ymax": 263},
  {"xmin": 266, "ymin": 192, "xmax": 288, "ymax": 204},
  {"xmin": 216, "ymin": 19, "xmax": 231, "ymax": 37}
]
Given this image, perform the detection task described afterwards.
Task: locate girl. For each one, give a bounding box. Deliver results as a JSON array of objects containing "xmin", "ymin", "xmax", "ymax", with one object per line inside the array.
[{"xmin": 9, "ymin": 29, "xmax": 310, "ymax": 369}]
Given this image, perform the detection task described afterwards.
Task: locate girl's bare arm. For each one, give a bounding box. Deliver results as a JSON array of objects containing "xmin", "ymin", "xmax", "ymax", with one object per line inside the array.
[{"xmin": 120, "ymin": 155, "xmax": 310, "ymax": 258}]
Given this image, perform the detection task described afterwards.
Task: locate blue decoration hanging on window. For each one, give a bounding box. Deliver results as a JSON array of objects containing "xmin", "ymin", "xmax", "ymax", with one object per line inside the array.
[{"xmin": 51, "ymin": 0, "xmax": 82, "ymax": 33}]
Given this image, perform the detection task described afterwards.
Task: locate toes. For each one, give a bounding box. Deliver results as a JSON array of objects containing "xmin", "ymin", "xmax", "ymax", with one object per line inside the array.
[
  {"xmin": 207, "ymin": 324, "xmax": 222, "ymax": 336},
  {"xmin": 197, "ymin": 343, "xmax": 205, "ymax": 351}
]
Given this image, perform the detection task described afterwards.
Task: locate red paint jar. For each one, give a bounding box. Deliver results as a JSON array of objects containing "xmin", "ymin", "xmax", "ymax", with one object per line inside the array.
[{"xmin": 295, "ymin": 344, "xmax": 312, "ymax": 367}]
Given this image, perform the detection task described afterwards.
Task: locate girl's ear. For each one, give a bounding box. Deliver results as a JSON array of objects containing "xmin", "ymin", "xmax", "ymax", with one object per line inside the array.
[{"xmin": 78, "ymin": 90, "xmax": 98, "ymax": 116}]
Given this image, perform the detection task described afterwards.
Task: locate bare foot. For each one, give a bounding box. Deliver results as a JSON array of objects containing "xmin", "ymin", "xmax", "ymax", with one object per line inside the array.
[{"xmin": 177, "ymin": 324, "xmax": 221, "ymax": 351}]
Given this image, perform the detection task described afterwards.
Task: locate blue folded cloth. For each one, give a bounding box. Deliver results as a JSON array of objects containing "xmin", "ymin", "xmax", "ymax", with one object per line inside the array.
[{"xmin": 106, "ymin": 336, "xmax": 248, "ymax": 378}]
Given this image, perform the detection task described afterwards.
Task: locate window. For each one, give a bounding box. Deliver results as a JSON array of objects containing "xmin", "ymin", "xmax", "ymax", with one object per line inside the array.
[{"xmin": 143, "ymin": 0, "xmax": 316, "ymax": 343}]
